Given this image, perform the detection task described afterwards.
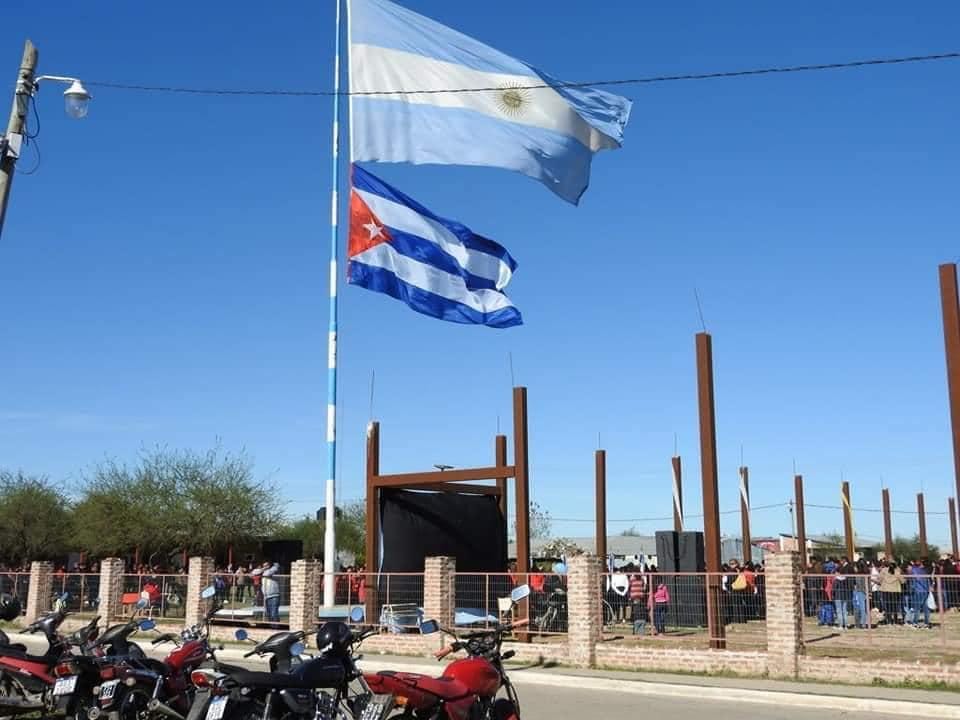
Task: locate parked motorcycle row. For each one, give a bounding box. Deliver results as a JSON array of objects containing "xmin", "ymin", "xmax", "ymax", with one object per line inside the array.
[{"xmin": 0, "ymin": 583, "xmax": 531, "ymax": 720}]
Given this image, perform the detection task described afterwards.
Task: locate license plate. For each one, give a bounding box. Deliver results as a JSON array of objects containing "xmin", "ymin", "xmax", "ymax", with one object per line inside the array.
[
  {"xmin": 99, "ymin": 680, "xmax": 120, "ymax": 701},
  {"xmin": 206, "ymin": 696, "xmax": 228, "ymax": 720},
  {"xmin": 53, "ymin": 676, "xmax": 78, "ymax": 696}
]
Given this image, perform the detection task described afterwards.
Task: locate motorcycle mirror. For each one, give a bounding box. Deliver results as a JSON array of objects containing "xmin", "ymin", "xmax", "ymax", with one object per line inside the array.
[
  {"xmin": 135, "ymin": 598, "xmax": 149, "ymax": 609},
  {"xmin": 200, "ymin": 586, "xmax": 217, "ymax": 599},
  {"xmin": 139, "ymin": 619, "xmax": 156, "ymax": 631},
  {"xmin": 510, "ymin": 585, "xmax": 531, "ymax": 603},
  {"xmin": 419, "ymin": 619, "xmax": 439, "ymax": 635},
  {"xmin": 234, "ymin": 629, "xmax": 248, "ymax": 641},
  {"xmin": 349, "ymin": 607, "xmax": 364, "ymax": 623},
  {"xmin": 290, "ymin": 641, "xmax": 305, "ymax": 657}
]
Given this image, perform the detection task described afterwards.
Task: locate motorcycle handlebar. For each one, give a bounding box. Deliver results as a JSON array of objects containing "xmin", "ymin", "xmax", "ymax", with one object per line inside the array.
[
  {"xmin": 434, "ymin": 645, "xmax": 455, "ymax": 660},
  {"xmin": 510, "ymin": 618, "xmax": 530, "ymax": 629}
]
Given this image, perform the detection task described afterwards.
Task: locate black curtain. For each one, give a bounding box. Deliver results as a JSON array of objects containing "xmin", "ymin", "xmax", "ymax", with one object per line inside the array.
[{"xmin": 380, "ymin": 489, "xmax": 506, "ymax": 573}]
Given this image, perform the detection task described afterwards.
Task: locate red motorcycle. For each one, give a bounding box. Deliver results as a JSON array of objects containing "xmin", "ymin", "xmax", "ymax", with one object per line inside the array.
[{"xmin": 365, "ymin": 585, "xmax": 530, "ymax": 720}]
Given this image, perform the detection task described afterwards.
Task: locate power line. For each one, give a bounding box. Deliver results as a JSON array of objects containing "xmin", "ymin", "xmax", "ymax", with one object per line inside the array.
[
  {"xmin": 807, "ymin": 502, "xmax": 948, "ymax": 516},
  {"xmin": 517, "ymin": 501, "xmax": 789, "ymax": 524},
  {"xmin": 85, "ymin": 51, "xmax": 960, "ymax": 98}
]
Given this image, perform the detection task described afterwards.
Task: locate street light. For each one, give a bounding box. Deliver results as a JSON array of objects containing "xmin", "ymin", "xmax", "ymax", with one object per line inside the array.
[
  {"xmin": 0, "ymin": 39, "xmax": 90, "ymax": 237},
  {"xmin": 434, "ymin": 464, "xmax": 454, "ymax": 472},
  {"xmin": 37, "ymin": 76, "xmax": 93, "ymax": 119}
]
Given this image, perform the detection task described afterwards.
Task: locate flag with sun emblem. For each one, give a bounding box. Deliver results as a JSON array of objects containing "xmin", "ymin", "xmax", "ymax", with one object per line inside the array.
[
  {"xmin": 348, "ymin": 165, "xmax": 522, "ymax": 328},
  {"xmin": 348, "ymin": 0, "xmax": 632, "ymax": 205}
]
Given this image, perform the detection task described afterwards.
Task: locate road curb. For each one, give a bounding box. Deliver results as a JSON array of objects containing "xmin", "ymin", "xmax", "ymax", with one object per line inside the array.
[{"xmin": 355, "ymin": 658, "xmax": 960, "ymax": 718}]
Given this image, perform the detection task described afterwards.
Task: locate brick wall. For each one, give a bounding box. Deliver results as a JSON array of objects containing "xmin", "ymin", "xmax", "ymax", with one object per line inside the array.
[
  {"xmin": 185, "ymin": 557, "xmax": 214, "ymax": 627},
  {"xmin": 764, "ymin": 551, "xmax": 802, "ymax": 678},
  {"xmin": 423, "ymin": 556, "xmax": 455, "ymax": 628},
  {"xmin": 567, "ymin": 554, "xmax": 601, "ymax": 668},
  {"xmin": 24, "ymin": 561, "xmax": 52, "ymax": 624},
  {"xmin": 288, "ymin": 560, "xmax": 321, "ymax": 632},
  {"xmin": 596, "ymin": 644, "xmax": 769, "ymax": 676},
  {"xmin": 97, "ymin": 558, "xmax": 125, "ymax": 620},
  {"xmin": 799, "ymin": 656, "xmax": 960, "ymax": 686}
]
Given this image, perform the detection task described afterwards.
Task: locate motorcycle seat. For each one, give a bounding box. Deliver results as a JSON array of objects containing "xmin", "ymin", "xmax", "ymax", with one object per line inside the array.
[
  {"xmin": 376, "ymin": 671, "xmax": 472, "ymax": 701},
  {"xmin": 0, "ymin": 646, "xmax": 53, "ymax": 665},
  {"xmin": 228, "ymin": 670, "xmax": 316, "ymax": 690}
]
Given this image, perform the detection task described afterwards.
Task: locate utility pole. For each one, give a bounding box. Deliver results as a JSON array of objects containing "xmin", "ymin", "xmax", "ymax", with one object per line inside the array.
[{"xmin": 0, "ymin": 40, "xmax": 38, "ymax": 236}]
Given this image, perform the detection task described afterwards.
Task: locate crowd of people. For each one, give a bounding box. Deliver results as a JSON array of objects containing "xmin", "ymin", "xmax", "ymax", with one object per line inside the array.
[{"xmin": 804, "ymin": 556, "xmax": 951, "ymax": 629}]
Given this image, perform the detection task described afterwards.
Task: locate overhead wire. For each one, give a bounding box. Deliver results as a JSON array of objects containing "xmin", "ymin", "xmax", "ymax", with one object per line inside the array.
[{"xmin": 84, "ymin": 51, "xmax": 960, "ymax": 98}]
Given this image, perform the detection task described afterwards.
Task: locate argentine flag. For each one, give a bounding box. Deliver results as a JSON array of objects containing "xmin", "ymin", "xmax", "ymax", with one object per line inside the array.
[
  {"xmin": 349, "ymin": 0, "xmax": 632, "ymax": 205},
  {"xmin": 348, "ymin": 165, "xmax": 522, "ymax": 328}
]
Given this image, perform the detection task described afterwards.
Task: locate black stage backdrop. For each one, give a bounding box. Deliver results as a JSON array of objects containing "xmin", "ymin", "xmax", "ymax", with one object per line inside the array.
[{"xmin": 379, "ymin": 489, "xmax": 507, "ymax": 573}]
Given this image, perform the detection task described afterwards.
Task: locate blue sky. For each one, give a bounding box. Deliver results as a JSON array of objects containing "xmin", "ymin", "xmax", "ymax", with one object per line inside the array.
[{"xmin": 1, "ymin": 1, "xmax": 958, "ymax": 548}]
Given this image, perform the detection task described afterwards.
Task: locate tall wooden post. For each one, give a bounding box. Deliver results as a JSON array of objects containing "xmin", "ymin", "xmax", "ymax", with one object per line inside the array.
[
  {"xmin": 939, "ymin": 264, "xmax": 960, "ymax": 528},
  {"xmin": 696, "ymin": 332, "xmax": 725, "ymax": 649},
  {"xmin": 512, "ymin": 387, "xmax": 531, "ymax": 641},
  {"xmin": 595, "ymin": 450, "xmax": 607, "ymax": 562},
  {"xmin": 364, "ymin": 421, "xmax": 380, "ymax": 623},
  {"xmin": 950, "ymin": 497, "xmax": 959, "ymax": 558},
  {"xmin": 495, "ymin": 435, "xmax": 508, "ymax": 525},
  {"xmin": 882, "ymin": 488, "xmax": 894, "ymax": 559},
  {"xmin": 917, "ymin": 493, "xmax": 928, "ymax": 560},
  {"xmin": 672, "ymin": 456, "xmax": 683, "ymax": 532},
  {"xmin": 795, "ymin": 475, "xmax": 807, "ymax": 567},
  {"xmin": 842, "ymin": 481, "xmax": 855, "ymax": 559},
  {"xmin": 739, "ymin": 466, "xmax": 752, "ymax": 564}
]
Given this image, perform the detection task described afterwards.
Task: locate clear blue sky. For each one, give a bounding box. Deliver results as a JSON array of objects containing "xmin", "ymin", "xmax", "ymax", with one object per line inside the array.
[{"xmin": 1, "ymin": 1, "xmax": 958, "ymax": 548}]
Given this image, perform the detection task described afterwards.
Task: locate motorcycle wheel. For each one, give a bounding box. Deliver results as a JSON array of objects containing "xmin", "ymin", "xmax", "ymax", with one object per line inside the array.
[
  {"xmin": 491, "ymin": 699, "xmax": 519, "ymax": 720},
  {"xmin": 0, "ymin": 671, "xmax": 29, "ymax": 720},
  {"xmin": 119, "ymin": 687, "xmax": 152, "ymax": 720}
]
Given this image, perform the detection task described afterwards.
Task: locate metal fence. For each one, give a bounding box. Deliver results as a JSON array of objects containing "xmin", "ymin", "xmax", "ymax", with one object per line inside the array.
[
  {"xmin": 323, "ymin": 573, "xmax": 425, "ymax": 632},
  {"xmin": 213, "ymin": 573, "xmax": 291, "ymax": 627},
  {"xmin": 599, "ymin": 572, "xmax": 767, "ymax": 650},
  {"xmin": 451, "ymin": 573, "xmax": 521, "ymax": 630},
  {"xmin": 116, "ymin": 573, "xmax": 189, "ymax": 620},
  {"xmin": 50, "ymin": 573, "xmax": 100, "ymax": 613},
  {"xmin": 800, "ymin": 572, "xmax": 960, "ymax": 663},
  {"xmin": 0, "ymin": 573, "xmax": 29, "ymax": 615}
]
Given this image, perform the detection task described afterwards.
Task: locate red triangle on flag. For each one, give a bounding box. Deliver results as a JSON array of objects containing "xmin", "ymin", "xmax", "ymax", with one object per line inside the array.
[{"xmin": 349, "ymin": 190, "xmax": 392, "ymax": 258}]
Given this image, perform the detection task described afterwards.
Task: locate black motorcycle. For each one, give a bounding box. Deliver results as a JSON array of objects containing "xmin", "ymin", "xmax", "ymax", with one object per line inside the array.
[{"xmin": 191, "ymin": 610, "xmax": 392, "ymax": 720}]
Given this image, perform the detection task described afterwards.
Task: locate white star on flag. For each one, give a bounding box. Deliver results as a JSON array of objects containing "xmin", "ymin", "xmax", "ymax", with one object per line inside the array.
[{"xmin": 363, "ymin": 220, "xmax": 384, "ymax": 241}]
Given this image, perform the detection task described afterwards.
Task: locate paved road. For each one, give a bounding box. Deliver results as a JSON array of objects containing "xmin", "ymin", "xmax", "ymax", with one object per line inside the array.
[{"xmin": 507, "ymin": 682, "xmax": 923, "ymax": 719}]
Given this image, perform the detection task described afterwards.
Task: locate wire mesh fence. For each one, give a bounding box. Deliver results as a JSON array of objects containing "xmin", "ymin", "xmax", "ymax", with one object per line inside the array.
[
  {"xmin": 116, "ymin": 573, "xmax": 189, "ymax": 620},
  {"xmin": 50, "ymin": 573, "xmax": 100, "ymax": 613},
  {"xmin": 213, "ymin": 573, "xmax": 291, "ymax": 627},
  {"xmin": 599, "ymin": 571, "xmax": 767, "ymax": 650},
  {"xmin": 800, "ymin": 572, "xmax": 960, "ymax": 663},
  {"xmin": 0, "ymin": 573, "xmax": 29, "ymax": 615},
  {"xmin": 322, "ymin": 573, "xmax": 425, "ymax": 633},
  {"xmin": 451, "ymin": 573, "xmax": 521, "ymax": 630}
]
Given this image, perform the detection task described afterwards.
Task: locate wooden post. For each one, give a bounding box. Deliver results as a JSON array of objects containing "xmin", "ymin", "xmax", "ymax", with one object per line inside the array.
[
  {"xmin": 950, "ymin": 498, "xmax": 959, "ymax": 558},
  {"xmin": 795, "ymin": 475, "xmax": 807, "ymax": 567},
  {"xmin": 595, "ymin": 450, "xmax": 607, "ymax": 562},
  {"xmin": 672, "ymin": 456, "xmax": 683, "ymax": 532},
  {"xmin": 940, "ymin": 264, "xmax": 960, "ymax": 531},
  {"xmin": 495, "ymin": 435, "xmax": 508, "ymax": 562},
  {"xmin": 512, "ymin": 387, "xmax": 531, "ymax": 641},
  {"xmin": 696, "ymin": 332, "xmax": 725, "ymax": 650},
  {"xmin": 917, "ymin": 493, "xmax": 928, "ymax": 560},
  {"xmin": 495, "ymin": 435, "xmax": 508, "ymax": 524},
  {"xmin": 882, "ymin": 488, "xmax": 894, "ymax": 559},
  {"xmin": 364, "ymin": 421, "xmax": 380, "ymax": 623},
  {"xmin": 739, "ymin": 466, "xmax": 752, "ymax": 564},
  {"xmin": 842, "ymin": 481, "xmax": 855, "ymax": 559}
]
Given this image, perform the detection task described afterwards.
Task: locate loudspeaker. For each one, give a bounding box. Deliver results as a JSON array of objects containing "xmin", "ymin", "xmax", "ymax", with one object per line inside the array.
[
  {"xmin": 676, "ymin": 531, "xmax": 705, "ymax": 572},
  {"xmin": 655, "ymin": 531, "xmax": 679, "ymax": 572}
]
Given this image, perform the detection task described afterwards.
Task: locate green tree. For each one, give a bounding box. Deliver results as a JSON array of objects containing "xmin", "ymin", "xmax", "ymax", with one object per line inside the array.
[
  {"xmin": 0, "ymin": 471, "xmax": 72, "ymax": 563},
  {"xmin": 277, "ymin": 501, "xmax": 367, "ymax": 566},
  {"xmin": 516, "ymin": 501, "xmax": 552, "ymax": 540},
  {"xmin": 74, "ymin": 446, "xmax": 283, "ymax": 559},
  {"xmin": 873, "ymin": 535, "xmax": 940, "ymax": 562}
]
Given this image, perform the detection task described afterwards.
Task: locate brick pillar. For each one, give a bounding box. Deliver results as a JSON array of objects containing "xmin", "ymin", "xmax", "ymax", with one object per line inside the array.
[
  {"xmin": 289, "ymin": 560, "xmax": 321, "ymax": 632},
  {"xmin": 24, "ymin": 561, "xmax": 53, "ymax": 624},
  {"xmin": 423, "ymin": 556, "xmax": 455, "ymax": 628},
  {"xmin": 98, "ymin": 558, "xmax": 126, "ymax": 620},
  {"xmin": 185, "ymin": 557, "xmax": 215, "ymax": 627},
  {"xmin": 765, "ymin": 551, "xmax": 803, "ymax": 678},
  {"xmin": 567, "ymin": 554, "xmax": 601, "ymax": 668}
]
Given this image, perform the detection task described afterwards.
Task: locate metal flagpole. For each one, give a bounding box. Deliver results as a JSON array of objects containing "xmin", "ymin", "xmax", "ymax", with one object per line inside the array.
[{"xmin": 323, "ymin": 0, "xmax": 344, "ymax": 608}]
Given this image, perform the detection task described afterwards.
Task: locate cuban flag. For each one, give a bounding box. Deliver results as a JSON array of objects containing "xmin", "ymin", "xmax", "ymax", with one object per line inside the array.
[
  {"xmin": 348, "ymin": 165, "xmax": 522, "ymax": 328},
  {"xmin": 349, "ymin": 0, "xmax": 632, "ymax": 205}
]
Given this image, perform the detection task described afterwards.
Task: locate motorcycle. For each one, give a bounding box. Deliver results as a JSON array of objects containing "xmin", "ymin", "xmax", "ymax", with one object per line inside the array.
[
  {"xmin": 82, "ymin": 586, "xmax": 241, "ymax": 720},
  {"xmin": 0, "ymin": 607, "xmax": 101, "ymax": 718},
  {"xmin": 365, "ymin": 584, "xmax": 530, "ymax": 720},
  {"xmin": 190, "ymin": 608, "xmax": 393, "ymax": 720},
  {"xmin": 532, "ymin": 585, "xmax": 566, "ymax": 634}
]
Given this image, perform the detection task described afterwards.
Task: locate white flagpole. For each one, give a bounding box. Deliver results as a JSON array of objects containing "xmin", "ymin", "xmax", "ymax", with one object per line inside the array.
[{"xmin": 322, "ymin": 0, "xmax": 344, "ymax": 609}]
